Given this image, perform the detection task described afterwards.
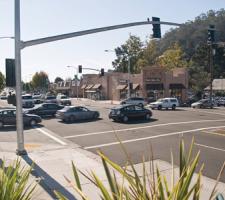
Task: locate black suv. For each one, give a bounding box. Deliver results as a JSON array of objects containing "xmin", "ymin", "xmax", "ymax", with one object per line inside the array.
[{"xmin": 109, "ymin": 104, "xmax": 152, "ymax": 123}]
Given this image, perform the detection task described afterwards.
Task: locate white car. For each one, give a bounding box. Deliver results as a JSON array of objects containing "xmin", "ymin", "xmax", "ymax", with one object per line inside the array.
[
  {"xmin": 22, "ymin": 94, "xmax": 34, "ymax": 108},
  {"xmin": 56, "ymin": 94, "xmax": 71, "ymax": 106},
  {"xmin": 149, "ymin": 98, "xmax": 179, "ymax": 110},
  {"xmin": 120, "ymin": 97, "xmax": 147, "ymax": 107}
]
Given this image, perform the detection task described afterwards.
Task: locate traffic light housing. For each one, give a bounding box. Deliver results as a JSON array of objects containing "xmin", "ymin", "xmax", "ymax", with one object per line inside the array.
[
  {"xmin": 100, "ymin": 68, "xmax": 104, "ymax": 76},
  {"xmin": 5, "ymin": 58, "xmax": 16, "ymax": 87},
  {"xmin": 152, "ymin": 17, "xmax": 161, "ymax": 39},
  {"xmin": 208, "ymin": 25, "xmax": 215, "ymax": 43},
  {"xmin": 78, "ymin": 65, "xmax": 82, "ymax": 73}
]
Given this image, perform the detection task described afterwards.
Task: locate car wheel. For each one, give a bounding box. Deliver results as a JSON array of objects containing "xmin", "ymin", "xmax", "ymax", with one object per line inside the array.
[
  {"xmin": 30, "ymin": 119, "xmax": 37, "ymax": 126},
  {"xmin": 69, "ymin": 115, "xmax": 75, "ymax": 122},
  {"xmin": 145, "ymin": 113, "xmax": 151, "ymax": 120},
  {"xmin": 172, "ymin": 105, "xmax": 176, "ymax": 110},
  {"xmin": 122, "ymin": 115, "xmax": 128, "ymax": 123},
  {"xmin": 199, "ymin": 105, "xmax": 203, "ymax": 109},
  {"xmin": 93, "ymin": 112, "xmax": 99, "ymax": 119},
  {"xmin": 157, "ymin": 105, "xmax": 162, "ymax": 110},
  {"xmin": 0, "ymin": 121, "xmax": 4, "ymax": 128}
]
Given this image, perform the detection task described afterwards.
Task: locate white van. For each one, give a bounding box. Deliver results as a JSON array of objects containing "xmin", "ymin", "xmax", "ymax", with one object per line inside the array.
[
  {"xmin": 22, "ymin": 94, "xmax": 34, "ymax": 108},
  {"xmin": 149, "ymin": 98, "xmax": 179, "ymax": 110}
]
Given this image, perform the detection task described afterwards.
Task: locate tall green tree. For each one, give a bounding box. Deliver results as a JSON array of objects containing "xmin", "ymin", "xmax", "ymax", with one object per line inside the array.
[
  {"xmin": 54, "ymin": 77, "xmax": 64, "ymax": 83},
  {"xmin": 31, "ymin": 71, "xmax": 49, "ymax": 91},
  {"xmin": 112, "ymin": 35, "xmax": 144, "ymax": 74},
  {"xmin": 156, "ymin": 43, "xmax": 188, "ymax": 70},
  {"xmin": 0, "ymin": 71, "xmax": 5, "ymax": 92},
  {"xmin": 137, "ymin": 39, "xmax": 160, "ymax": 68}
]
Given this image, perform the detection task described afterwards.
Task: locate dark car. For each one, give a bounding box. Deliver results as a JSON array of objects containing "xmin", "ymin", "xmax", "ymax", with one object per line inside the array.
[
  {"xmin": 56, "ymin": 106, "xmax": 99, "ymax": 123},
  {"xmin": 191, "ymin": 99, "xmax": 214, "ymax": 109},
  {"xmin": 0, "ymin": 109, "xmax": 41, "ymax": 128},
  {"xmin": 44, "ymin": 96, "xmax": 57, "ymax": 104},
  {"xmin": 26, "ymin": 103, "xmax": 64, "ymax": 117},
  {"xmin": 109, "ymin": 104, "xmax": 152, "ymax": 123}
]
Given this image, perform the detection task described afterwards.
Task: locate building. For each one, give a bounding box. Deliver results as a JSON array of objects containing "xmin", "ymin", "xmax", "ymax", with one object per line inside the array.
[
  {"xmin": 80, "ymin": 66, "xmax": 188, "ymax": 102},
  {"xmin": 205, "ymin": 79, "xmax": 225, "ymax": 93}
]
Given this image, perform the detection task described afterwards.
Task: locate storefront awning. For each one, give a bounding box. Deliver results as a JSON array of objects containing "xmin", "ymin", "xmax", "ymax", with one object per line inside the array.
[
  {"xmin": 92, "ymin": 84, "xmax": 101, "ymax": 89},
  {"xmin": 125, "ymin": 83, "xmax": 140, "ymax": 90},
  {"xmin": 116, "ymin": 84, "xmax": 127, "ymax": 90},
  {"xmin": 146, "ymin": 83, "xmax": 164, "ymax": 90},
  {"xmin": 169, "ymin": 83, "xmax": 185, "ymax": 89},
  {"xmin": 85, "ymin": 84, "xmax": 94, "ymax": 90},
  {"xmin": 81, "ymin": 84, "xmax": 87, "ymax": 89}
]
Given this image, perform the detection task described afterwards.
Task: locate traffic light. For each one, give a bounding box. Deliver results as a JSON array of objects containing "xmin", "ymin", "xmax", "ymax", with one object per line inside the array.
[
  {"xmin": 208, "ymin": 25, "xmax": 215, "ymax": 43},
  {"xmin": 100, "ymin": 68, "xmax": 104, "ymax": 76},
  {"xmin": 78, "ymin": 65, "xmax": 82, "ymax": 73},
  {"xmin": 5, "ymin": 58, "xmax": 16, "ymax": 87},
  {"xmin": 152, "ymin": 17, "xmax": 161, "ymax": 39}
]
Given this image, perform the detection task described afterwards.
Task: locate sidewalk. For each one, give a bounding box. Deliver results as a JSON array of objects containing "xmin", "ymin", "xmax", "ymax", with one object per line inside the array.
[{"xmin": 0, "ymin": 140, "xmax": 224, "ymax": 200}]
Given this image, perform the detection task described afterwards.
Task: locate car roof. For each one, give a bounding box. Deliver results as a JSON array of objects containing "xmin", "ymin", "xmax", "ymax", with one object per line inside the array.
[{"xmin": 0, "ymin": 108, "xmax": 16, "ymax": 111}]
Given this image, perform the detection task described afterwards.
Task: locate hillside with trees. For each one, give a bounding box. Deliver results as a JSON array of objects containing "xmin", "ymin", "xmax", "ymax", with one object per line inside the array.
[{"xmin": 112, "ymin": 9, "xmax": 225, "ymax": 95}]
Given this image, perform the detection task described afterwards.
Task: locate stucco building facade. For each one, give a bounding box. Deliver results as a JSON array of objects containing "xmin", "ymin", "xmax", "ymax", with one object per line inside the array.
[{"xmin": 79, "ymin": 66, "xmax": 188, "ymax": 102}]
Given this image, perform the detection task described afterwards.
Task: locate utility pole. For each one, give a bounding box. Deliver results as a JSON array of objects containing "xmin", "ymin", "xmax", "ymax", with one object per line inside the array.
[
  {"xmin": 15, "ymin": 0, "xmax": 26, "ymax": 155},
  {"xmin": 127, "ymin": 56, "xmax": 131, "ymax": 98}
]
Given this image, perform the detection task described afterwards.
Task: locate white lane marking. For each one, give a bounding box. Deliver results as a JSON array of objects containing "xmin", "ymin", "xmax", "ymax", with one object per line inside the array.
[
  {"xmin": 64, "ymin": 119, "xmax": 225, "ymax": 139},
  {"xmin": 84, "ymin": 125, "xmax": 225, "ymax": 150},
  {"xmin": 189, "ymin": 109, "xmax": 225, "ymax": 116},
  {"xmin": 195, "ymin": 143, "xmax": 225, "ymax": 152},
  {"xmin": 36, "ymin": 127, "xmax": 67, "ymax": 146},
  {"xmin": 202, "ymin": 130, "xmax": 225, "ymax": 137}
]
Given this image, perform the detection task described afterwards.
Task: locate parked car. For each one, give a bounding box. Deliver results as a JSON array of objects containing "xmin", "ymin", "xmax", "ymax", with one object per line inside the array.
[
  {"xmin": 22, "ymin": 94, "xmax": 34, "ymax": 108},
  {"xmin": 44, "ymin": 95, "xmax": 57, "ymax": 104},
  {"xmin": 149, "ymin": 98, "xmax": 179, "ymax": 110},
  {"xmin": 56, "ymin": 94, "xmax": 71, "ymax": 105},
  {"xmin": 120, "ymin": 97, "xmax": 147, "ymax": 107},
  {"xmin": 0, "ymin": 108, "xmax": 41, "ymax": 128},
  {"xmin": 191, "ymin": 99, "xmax": 214, "ymax": 109},
  {"xmin": 25, "ymin": 103, "xmax": 64, "ymax": 117},
  {"xmin": 32, "ymin": 94, "xmax": 43, "ymax": 104},
  {"xmin": 109, "ymin": 104, "xmax": 152, "ymax": 123},
  {"xmin": 217, "ymin": 97, "xmax": 225, "ymax": 107},
  {"xmin": 56, "ymin": 106, "xmax": 100, "ymax": 122}
]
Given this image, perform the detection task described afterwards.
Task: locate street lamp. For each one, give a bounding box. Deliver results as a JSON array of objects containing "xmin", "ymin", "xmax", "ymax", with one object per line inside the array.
[
  {"xmin": 105, "ymin": 49, "xmax": 131, "ymax": 98},
  {"xmin": 67, "ymin": 66, "xmax": 79, "ymax": 99}
]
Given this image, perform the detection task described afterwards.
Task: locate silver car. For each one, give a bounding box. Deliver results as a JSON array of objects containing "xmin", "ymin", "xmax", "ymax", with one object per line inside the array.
[{"xmin": 56, "ymin": 106, "xmax": 99, "ymax": 123}]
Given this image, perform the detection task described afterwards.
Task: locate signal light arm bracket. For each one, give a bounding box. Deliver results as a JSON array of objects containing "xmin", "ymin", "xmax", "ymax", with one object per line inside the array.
[{"xmin": 21, "ymin": 20, "xmax": 182, "ymax": 49}]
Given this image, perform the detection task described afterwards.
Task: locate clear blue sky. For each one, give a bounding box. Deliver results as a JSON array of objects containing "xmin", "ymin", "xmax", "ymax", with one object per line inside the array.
[{"xmin": 0, "ymin": 0, "xmax": 224, "ymax": 82}]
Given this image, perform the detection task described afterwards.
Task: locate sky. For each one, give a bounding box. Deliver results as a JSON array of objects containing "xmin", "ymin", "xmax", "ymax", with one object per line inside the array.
[{"xmin": 0, "ymin": 0, "xmax": 224, "ymax": 82}]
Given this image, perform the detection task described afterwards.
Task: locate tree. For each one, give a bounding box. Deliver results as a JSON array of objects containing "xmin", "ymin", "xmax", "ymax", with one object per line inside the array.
[
  {"xmin": 112, "ymin": 35, "xmax": 144, "ymax": 74},
  {"xmin": 23, "ymin": 82, "xmax": 33, "ymax": 92},
  {"xmin": 0, "ymin": 71, "xmax": 5, "ymax": 92},
  {"xmin": 156, "ymin": 43, "xmax": 188, "ymax": 70},
  {"xmin": 31, "ymin": 71, "xmax": 49, "ymax": 91},
  {"xmin": 137, "ymin": 39, "xmax": 161, "ymax": 68},
  {"xmin": 54, "ymin": 77, "xmax": 64, "ymax": 83}
]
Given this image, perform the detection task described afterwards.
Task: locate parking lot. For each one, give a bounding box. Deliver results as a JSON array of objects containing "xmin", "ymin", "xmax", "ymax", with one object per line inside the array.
[{"xmin": 0, "ymin": 99, "xmax": 225, "ymax": 182}]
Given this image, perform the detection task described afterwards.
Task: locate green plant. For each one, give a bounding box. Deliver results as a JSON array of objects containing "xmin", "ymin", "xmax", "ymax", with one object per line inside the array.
[
  {"xmin": 55, "ymin": 139, "xmax": 223, "ymax": 200},
  {"xmin": 0, "ymin": 159, "xmax": 36, "ymax": 200}
]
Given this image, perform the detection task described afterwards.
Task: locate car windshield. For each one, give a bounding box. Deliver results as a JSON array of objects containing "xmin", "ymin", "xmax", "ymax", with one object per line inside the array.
[
  {"xmin": 22, "ymin": 96, "xmax": 32, "ymax": 100},
  {"xmin": 61, "ymin": 96, "xmax": 67, "ymax": 99},
  {"xmin": 199, "ymin": 99, "xmax": 207, "ymax": 103},
  {"xmin": 46, "ymin": 96, "xmax": 56, "ymax": 100}
]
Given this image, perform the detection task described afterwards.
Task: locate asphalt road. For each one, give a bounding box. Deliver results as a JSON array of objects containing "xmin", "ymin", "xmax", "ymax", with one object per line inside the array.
[
  {"xmin": 38, "ymin": 100, "xmax": 225, "ymax": 182},
  {"xmin": 1, "ymin": 99, "xmax": 225, "ymax": 182}
]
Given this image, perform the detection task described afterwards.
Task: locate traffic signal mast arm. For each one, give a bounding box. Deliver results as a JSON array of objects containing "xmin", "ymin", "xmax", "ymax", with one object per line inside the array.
[{"xmin": 21, "ymin": 20, "xmax": 182, "ymax": 48}]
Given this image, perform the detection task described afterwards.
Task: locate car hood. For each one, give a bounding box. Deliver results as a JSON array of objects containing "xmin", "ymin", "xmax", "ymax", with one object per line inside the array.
[
  {"xmin": 150, "ymin": 102, "xmax": 161, "ymax": 105},
  {"xmin": 191, "ymin": 102, "xmax": 201, "ymax": 106}
]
